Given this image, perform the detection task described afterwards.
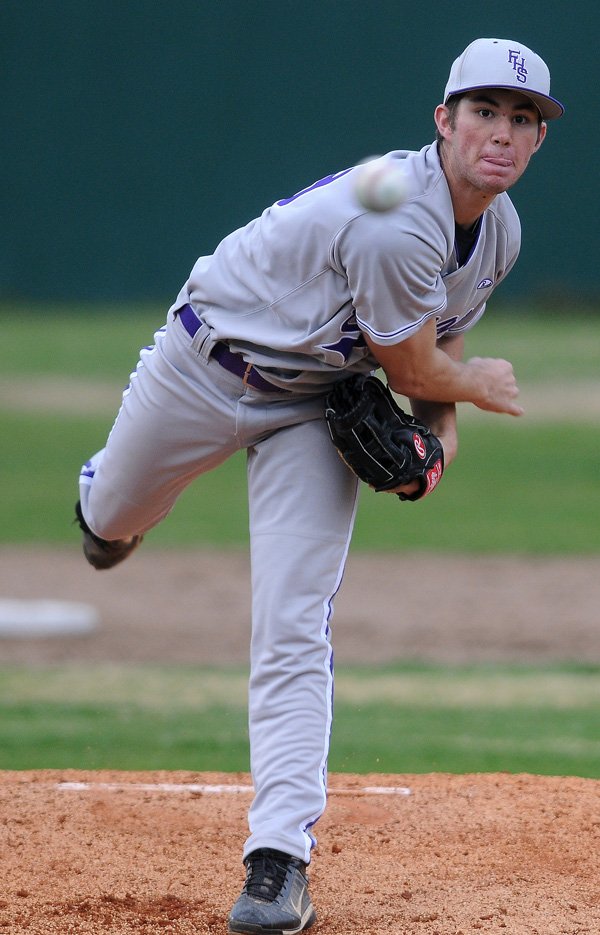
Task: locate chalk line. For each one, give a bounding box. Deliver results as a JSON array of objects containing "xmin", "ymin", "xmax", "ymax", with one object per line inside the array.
[{"xmin": 56, "ymin": 781, "xmax": 411, "ymax": 796}]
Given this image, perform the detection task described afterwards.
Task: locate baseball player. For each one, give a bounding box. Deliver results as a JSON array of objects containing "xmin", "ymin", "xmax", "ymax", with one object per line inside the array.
[{"xmin": 75, "ymin": 37, "xmax": 562, "ymax": 934}]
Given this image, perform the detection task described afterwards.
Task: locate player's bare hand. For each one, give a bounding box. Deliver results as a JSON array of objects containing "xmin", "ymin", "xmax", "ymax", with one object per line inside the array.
[{"xmin": 466, "ymin": 356, "xmax": 524, "ymax": 416}]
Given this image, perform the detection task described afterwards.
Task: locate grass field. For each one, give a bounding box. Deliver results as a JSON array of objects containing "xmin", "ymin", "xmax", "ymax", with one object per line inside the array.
[
  {"xmin": 2, "ymin": 410, "xmax": 598, "ymax": 551},
  {"xmin": 1, "ymin": 663, "xmax": 599, "ymax": 778},
  {"xmin": 2, "ymin": 304, "xmax": 599, "ymax": 777}
]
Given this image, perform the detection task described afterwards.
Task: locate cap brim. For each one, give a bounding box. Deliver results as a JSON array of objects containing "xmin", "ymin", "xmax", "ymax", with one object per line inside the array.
[{"xmin": 445, "ymin": 84, "xmax": 564, "ymax": 120}]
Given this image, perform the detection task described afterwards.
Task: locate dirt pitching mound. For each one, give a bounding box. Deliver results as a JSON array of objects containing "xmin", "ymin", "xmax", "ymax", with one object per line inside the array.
[{"xmin": 1, "ymin": 769, "xmax": 599, "ymax": 934}]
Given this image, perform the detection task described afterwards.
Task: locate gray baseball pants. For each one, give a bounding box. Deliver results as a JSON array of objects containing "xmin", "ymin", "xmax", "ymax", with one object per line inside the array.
[{"xmin": 79, "ymin": 307, "xmax": 360, "ymax": 863}]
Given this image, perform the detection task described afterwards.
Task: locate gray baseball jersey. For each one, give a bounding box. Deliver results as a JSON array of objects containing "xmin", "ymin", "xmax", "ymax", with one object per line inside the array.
[{"xmin": 171, "ymin": 142, "xmax": 520, "ymax": 391}]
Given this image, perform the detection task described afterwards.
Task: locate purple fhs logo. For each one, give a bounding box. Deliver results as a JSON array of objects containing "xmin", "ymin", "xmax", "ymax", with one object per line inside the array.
[{"xmin": 508, "ymin": 49, "xmax": 528, "ymax": 84}]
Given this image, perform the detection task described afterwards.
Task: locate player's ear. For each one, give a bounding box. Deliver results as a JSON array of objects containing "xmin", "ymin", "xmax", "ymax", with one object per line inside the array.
[
  {"xmin": 533, "ymin": 121, "xmax": 547, "ymax": 152},
  {"xmin": 434, "ymin": 104, "xmax": 452, "ymax": 141}
]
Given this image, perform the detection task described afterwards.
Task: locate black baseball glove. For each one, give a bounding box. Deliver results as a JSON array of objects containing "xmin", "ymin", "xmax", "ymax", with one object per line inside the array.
[{"xmin": 324, "ymin": 374, "xmax": 444, "ymax": 501}]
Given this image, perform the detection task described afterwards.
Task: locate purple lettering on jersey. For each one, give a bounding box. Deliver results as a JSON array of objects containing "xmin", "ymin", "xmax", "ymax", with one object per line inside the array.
[
  {"xmin": 323, "ymin": 334, "xmax": 366, "ymax": 362},
  {"xmin": 276, "ymin": 168, "xmax": 352, "ymax": 206},
  {"xmin": 321, "ymin": 313, "xmax": 366, "ymax": 363}
]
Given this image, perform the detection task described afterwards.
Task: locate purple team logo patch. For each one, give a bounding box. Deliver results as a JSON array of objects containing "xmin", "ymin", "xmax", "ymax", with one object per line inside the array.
[{"xmin": 477, "ymin": 278, "xmax": 494, "ymax": 289}]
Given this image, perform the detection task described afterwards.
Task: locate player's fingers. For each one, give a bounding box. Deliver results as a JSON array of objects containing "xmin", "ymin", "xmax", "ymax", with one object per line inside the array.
[{"xmin": 483, "ymin": 395, "xmax": 524, "ymax": 416}]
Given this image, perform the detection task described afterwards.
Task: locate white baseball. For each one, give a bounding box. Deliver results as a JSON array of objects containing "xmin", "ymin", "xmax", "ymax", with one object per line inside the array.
[{"xmin": 354, "ymin": 157, "xmax": 409, "ymax": 212}]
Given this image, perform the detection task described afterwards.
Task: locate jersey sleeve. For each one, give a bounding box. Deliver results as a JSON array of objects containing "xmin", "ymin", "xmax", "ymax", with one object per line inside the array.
[{"xmin": 332, "ymin": 208, "xmax": 449, "ymax": 346}]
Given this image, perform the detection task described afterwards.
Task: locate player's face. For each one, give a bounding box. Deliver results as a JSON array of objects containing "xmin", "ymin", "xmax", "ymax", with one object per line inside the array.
[{"xmin": 436, "ymin": 89, "xmax": 546, "ymax": 205}]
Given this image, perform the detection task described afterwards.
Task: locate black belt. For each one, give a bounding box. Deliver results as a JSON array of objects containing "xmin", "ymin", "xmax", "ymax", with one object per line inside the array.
[{"xmin": 177, "ymin": 303, "xmax": 285, "ymax": 394}]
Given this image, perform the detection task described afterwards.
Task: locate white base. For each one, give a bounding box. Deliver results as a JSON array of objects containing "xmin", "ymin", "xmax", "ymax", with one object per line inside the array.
[{"xmin": 0, "ymin": 599, "xmax": 100, "ymax": 637}]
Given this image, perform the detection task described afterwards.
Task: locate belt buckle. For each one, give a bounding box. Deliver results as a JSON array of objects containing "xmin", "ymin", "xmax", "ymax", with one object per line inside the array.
[{"xmin": 242, "ymin": 362, "xmax": 253, "ymax": 388}]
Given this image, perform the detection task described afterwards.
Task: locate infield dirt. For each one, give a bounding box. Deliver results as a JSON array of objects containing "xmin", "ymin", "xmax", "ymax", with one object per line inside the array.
[{"xmin": 2, "ymin": 547, "xmax": 600, "ymax": 665}]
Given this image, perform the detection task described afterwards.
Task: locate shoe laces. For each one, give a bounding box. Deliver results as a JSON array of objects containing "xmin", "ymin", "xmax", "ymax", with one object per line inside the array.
[{"xmin": 243, "ymin": 849, "xmax": 293, "ymax": 902}]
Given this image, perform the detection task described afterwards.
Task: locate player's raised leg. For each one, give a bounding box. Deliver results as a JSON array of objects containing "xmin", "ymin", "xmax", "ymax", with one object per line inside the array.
[{"xmin": 75, "ymin": 315, "xmax": 239, "ymax": 568}]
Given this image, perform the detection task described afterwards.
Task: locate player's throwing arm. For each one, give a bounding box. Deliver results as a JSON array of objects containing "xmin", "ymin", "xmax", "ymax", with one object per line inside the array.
[{"xmin": 365, "ymin": 322, "xmax": 524, "ymax": 418}]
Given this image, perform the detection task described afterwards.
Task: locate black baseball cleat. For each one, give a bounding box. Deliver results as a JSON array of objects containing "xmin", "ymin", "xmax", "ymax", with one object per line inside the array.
[
  {"xmin": 228, "ymin": 848, "xmax": 316, "ymax": 935},
  {"xmin": 74, "ymin": 500, "xmax": 143, "ymax": 571}
]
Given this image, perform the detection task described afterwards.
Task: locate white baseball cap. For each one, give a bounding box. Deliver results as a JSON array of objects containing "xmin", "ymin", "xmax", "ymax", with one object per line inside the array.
[{"xmin": 444, "ymin": 38, "xmax": 564, "ymax": 120}]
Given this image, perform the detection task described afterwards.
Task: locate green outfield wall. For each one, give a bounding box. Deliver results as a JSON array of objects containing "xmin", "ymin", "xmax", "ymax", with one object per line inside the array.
[{"xmin": 1, "ymin": 1, "xmax": 595, "ymax": 304}]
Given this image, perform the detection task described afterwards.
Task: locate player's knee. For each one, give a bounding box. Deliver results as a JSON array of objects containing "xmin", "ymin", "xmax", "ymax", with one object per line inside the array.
[{"xmin": 86, "ymin": 498, "xmax": 140, "ymax": 542}]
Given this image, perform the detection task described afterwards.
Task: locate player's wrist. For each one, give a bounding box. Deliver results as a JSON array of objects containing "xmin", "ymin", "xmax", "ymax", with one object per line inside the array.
[
  {"xmin": 410, "ymin": 401, "xmax": 457, "ymax": 457},
  {"xmin": 437, "ymin": 431, "xmax": 458, "ymax": 466},
  {"xmin": 463, "ymin": 357, "xmax": 494, "ymax": 408}
]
